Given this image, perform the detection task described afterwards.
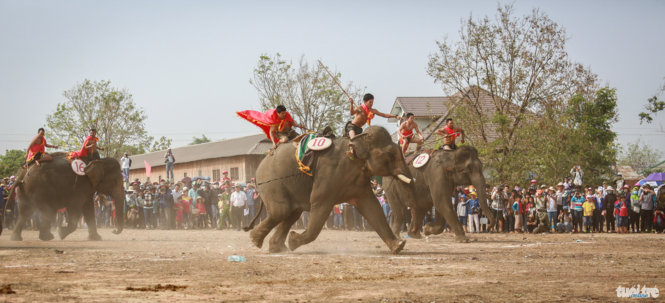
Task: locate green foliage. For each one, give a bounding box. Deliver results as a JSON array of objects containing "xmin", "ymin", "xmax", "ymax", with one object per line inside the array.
[
  {"xmin": 46, "ymin": 79, "xmax": 151, "ymax": 159},
  {"xmin": 0, "ymin": 150, "xmax": 25, "ymax": 177},
  {"xmin": 250, "ymin": 53, "xmax": 365, "ymax": 133},
  {"xmin": 150, "ymin": 136, "xmax": 173, "ymax": 152},
  {"xmin": 426, "ymin": 4, "xmax": 609, "ymax": 185},
  {"xmin": 618, "ymin": 140, "xmax": 663, "ymax": 175},
  {"xmin": 639, "ymin": 96, "xmax": 665, "ymax": 124},
  {"xmin": 189, "ymin": 134, "xmax": 210, "ymax": 145}
]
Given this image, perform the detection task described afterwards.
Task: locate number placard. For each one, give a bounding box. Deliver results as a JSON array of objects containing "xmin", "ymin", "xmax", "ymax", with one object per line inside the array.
[
  {"xmin": 71, "ymin": 159, "xmax": 87, "ymax": 176},
  {"xmin": 412, "ymin": 153, "xmax": 430, "ymax": 168},
  {"xmin": 306, "ymin": 137, "xmax": 332, "ymax": 151}
]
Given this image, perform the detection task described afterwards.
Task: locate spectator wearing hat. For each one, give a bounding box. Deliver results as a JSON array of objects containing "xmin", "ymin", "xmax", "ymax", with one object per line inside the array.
[
  {"xmin": 555, "ymin": 182, "xmax": 566, "ymax": 214},
  {"xmin": 456, "ymin": 191, "xmax": 468, "ymax": 233},
  {"xmin": 582, "ymin": 195, "xmax": 595, "ymax": 233},
  {"xmin": 604, "ymin": 186, "xmax": 617, "ymax": 233},
  {"xmin": 490, "ymin": 186, "xmax": 507, "ymax": 232},
  {"xmin": 614, "ymin": 196, "xmax": 629, "ymax": 234},
  {"xmin": 467, "ymin": 192, "xmax": 481, "ymax": 233},
  {"xmin": 639, "ymin": 185, "xmax": 655, "ymax": 233},
  {"xmin": 230, "ymin": 185, "xmax": 247, "ymax": 230},
  {"xmin": 164, "ymin": 148, "xmax": 176, "ymax": 183}
]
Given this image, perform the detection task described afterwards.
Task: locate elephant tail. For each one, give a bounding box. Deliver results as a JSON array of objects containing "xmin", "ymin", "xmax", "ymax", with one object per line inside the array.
[{"xmin": 243, "ymin": 201, "xmax": 264, "ymax": 232}]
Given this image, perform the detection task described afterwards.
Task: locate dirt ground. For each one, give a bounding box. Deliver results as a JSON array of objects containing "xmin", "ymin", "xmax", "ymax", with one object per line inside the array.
[{"xmin": 1, "ymin": 227, "xmax": 663, "ymax": 302}]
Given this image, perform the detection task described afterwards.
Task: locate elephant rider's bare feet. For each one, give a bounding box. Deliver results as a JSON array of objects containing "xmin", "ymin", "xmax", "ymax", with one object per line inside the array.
[
  {"xmin": 391, "ymin": 239, "xmax": 406, "ymax": 254},
  {"xmin": 35, "ymin": 161, "xmax": 41, "ymax": 166}
]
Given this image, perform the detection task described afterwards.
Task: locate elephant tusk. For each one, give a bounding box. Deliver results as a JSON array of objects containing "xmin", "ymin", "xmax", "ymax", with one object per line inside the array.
[{"xmin": 397, "ymin": 174, "xmax": 412, "ymax": 184}]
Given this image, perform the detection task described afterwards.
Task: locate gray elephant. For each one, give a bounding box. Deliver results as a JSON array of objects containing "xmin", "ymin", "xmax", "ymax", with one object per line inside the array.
[
  {"xmin": 247, "ymin": 126, "xmax": 414, "ymax": 254},
  {"xmin": 11, "ymin": 153, "xmax": 125, "ymax": 241},
  {"xmin": 384, "ymin": 145, "xmax": 494, "ymax": 242}
]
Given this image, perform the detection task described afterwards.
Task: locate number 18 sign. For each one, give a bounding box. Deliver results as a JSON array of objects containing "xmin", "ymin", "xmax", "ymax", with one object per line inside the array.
[{"xmin": 412, "ymin": 153, "xmax": 430, "ymax": 168}]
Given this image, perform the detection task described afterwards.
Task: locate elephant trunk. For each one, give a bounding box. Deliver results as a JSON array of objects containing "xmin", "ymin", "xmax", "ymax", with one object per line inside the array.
[
  {"xmin": 472, "ymin": 174, "xmax": 495, "ymax": 228},
  {"xmin": 111, "ymin": 187, "xmax": 125, "ymax": 235}
]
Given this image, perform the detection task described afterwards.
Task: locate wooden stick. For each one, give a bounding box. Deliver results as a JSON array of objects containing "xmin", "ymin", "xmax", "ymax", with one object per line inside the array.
[{"xmin": 317, "ymin": 60, "xmax": 352, "ymax": 100}]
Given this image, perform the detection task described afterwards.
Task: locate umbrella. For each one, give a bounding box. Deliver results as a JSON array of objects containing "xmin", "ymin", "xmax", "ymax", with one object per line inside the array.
[
  {"xmin": 644, "ymin": 172, "xmax": 665, "ymax": 182},
  {"xmin": 635, "ymin": 179, "xmax": 663, "ymax": 187}
]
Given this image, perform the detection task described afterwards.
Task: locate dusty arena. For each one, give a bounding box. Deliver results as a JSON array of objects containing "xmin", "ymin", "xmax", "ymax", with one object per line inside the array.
[{"xmin": 1, "ymin": 228, "xmax": 663, "ymax": 302}]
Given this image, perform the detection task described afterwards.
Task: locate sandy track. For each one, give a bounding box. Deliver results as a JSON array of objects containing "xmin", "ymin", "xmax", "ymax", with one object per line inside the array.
[{"xmin": 1, "ymin": 228, "xmax": 663, "ymax": 302}]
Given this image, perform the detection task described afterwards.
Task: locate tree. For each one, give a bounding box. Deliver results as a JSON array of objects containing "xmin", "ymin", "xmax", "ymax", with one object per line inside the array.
[
  {"xmin": 618, "ymin": 140, "xmax": 663, "ymax": 175},
  {"xmin": 150, "ymin": 136, "xmax": 172, "ymax": 152},
  {"xmin": 46, "ymin": 79, "xmax": 151, "ymax": 159},
  {"xmin": 0, "ymin": 150, "xmax": 25, "ymax": 177},
  {"xmin": 189, "ymin": 134, "xmax": 210, "ymax": 145},
  {"xmin": 427, "ymin": 4, "xmax": 601, "ymax": 183},
  {"xmin": 639, "ymin": 78, "xmax": 665, "ymax": 124},
  {"xmin": 250, "ymin": 53, "xmax": 364, "ymax": 133}
]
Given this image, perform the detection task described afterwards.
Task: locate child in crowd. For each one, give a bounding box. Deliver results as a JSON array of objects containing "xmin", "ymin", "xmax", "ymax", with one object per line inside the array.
[
  {"xmin": 512, "ymin": 195, "xmax": 523, "ymax": 233},
  {"xmin": 582, "ymin": 196, "xmax": 595, "ymax": 233},
  {"xmin": 174, "ymin": 194, "xmax": 184, "ymax": 229},
  {"xmin": 181, "ymin": 189, "xmax": 192, "ymax": 229},
  {"xmin": 614, "ymin": 196, "xmax": 629, "ymax": 234},
  {"xmin": 196, "ymin": 196, "xmax": 207, "ymax": 228}
]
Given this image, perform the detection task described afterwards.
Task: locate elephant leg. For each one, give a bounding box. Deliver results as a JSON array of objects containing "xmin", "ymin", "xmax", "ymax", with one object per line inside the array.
[
  {"xmin": 424, "ymin": 209, "xmax": 447, "ymax": 235},
  {"xmin": 288, "ymin": 203, "xmax": 332, "ymax": 252},
  {"xmin": 11, "ymin": 202, "xmax": 36, "ymax": 241},
  {"xmin": 249, "ymin": 214, "xmax": 280, "ymax": 249},
  {"xmin": 389, "ymin": 202, "xmax": 407, "ymax": 238},
  {"xmin": 59, "ymin": 209, "xmax": 82, "ymax": 240},
  {"xmin": 355, "ymin": 193, "xmax": 406, "ymax": 254},
  {"xmin": 82, "ymin": 200, "xmax": 101, "ymax": 241},
  {"xmin": 269, "ymin": 209, "xmax": 303, "ymax": 253},
  {"xmin": 38, "ymin": 210, "xmax": 55, "ymax": 241},
  {"xmin": 430, "ymin": 187, "xmax": 468, "ymax": 242},
  {"xmin": 407, "ymin": 207, "xmax": 424, "ymax": 239}
]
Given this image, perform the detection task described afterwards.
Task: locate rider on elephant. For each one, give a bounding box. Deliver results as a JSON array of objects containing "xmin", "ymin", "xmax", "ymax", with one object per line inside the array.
[
  {"xmin": 25, "ymin": 128, "xmax": 59, "ymax": 167},
  {"xmin": 344, "ymin": 93, "xmax": 402, "ymax": 158},
  {"xmin": 237, "ymin": 105, "xmax": 307, "ymax": 149},
  {"xmin": 398, "ymin": 112, "xmax": 424, "ymax": 155},
  {"xmin": 68, "ymin": 128, "xmax": 104, "ymax": 162},
  {"xmin": 435, "ymin": 118, "xmax": 466, "ymax": 150}
]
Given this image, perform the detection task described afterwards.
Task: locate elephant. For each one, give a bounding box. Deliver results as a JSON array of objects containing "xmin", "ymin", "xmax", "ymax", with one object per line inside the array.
[
  {"xmin": 10, "ymin": 152, "xmax": 125, "ymax": 241},
  {"xmin": 384, "ymin": 145, "xmax": 494, "ymax": 242},
  {"xmin": 247, "ymin": 126, "xmax": 415, "ymax": 254}
]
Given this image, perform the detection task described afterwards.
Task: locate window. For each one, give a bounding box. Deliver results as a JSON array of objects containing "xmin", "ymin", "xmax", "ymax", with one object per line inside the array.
[
  {"xmin": 183, "ymin": 172, "xmax": 188, "ymax": 178},
  {"xmin": 212, "ymin": 169, "xmax": 220, "ymax": 182},
  {"xmin": 230, "ymin": 167, "xmax": 239, "ymax": 181}
]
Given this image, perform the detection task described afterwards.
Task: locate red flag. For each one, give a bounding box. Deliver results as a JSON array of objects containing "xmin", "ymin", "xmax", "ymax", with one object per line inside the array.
[
  {"xmin": 144, "ymin": 160, "xmax": 151, "ymax": 177},
  {"xmin": 236, "ymin": 109, "xmax": 294, "ymax": 143}
]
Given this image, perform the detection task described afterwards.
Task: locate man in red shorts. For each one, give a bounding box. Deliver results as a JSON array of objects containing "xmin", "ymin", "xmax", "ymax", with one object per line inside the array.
[
  {"xmin": 435, "ymin": 118, "xmax": 465, "ymax": 150},
  {"xmin": 398, "ymin": 113, "xmax": 424, "ymax": 155}
]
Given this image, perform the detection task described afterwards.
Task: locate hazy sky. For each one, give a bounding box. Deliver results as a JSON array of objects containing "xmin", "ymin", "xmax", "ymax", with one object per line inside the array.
[{"xmin": 1, "ymin": 0, "xmax": 664, "ymax": 161}]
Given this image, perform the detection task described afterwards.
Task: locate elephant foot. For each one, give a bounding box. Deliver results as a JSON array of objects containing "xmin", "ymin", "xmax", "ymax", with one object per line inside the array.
[
  {"xmin": 390, "ymin": 239, "xmax": 406, "ymax": 254},
  {"xmin": 287, "ymin": 231, "xmax": 302, "ymax": 252},
  {"xmin": 268, "ymin": 242, "xmax": 289, "ymax": 253},
  {"xmin": 424, "ymin": 224, "xmax": 444, "ymax": 236},
  {"xmin": 249, "ymin": 230, "xmax": 264, "ymax": 249},
  {"xmin": 454, "ymin": 235, "xmax": 469, "ymax": 243},
  {"xmin": 407, "ymin": 231, "xmax": 422, "ymax": 239},
  {"xmin": 59, "ymin": 228, "xmax": 71, "ymax": 240},
  {"xmin": 88, "ymin": 233, "xmax": 102, "ymax": 241},
  {"xmin": 39, "ymin": 232, "xmax": 55, "ymax": 241},
  {"xmin": 10, "ymin": 233, "xmax": 23, "ymax": 241}
]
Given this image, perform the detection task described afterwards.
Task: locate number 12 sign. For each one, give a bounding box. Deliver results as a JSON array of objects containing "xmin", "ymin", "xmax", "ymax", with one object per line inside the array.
[{"xmin": 412, "ymin": 153, "xmax": 430, "ymax": 168}]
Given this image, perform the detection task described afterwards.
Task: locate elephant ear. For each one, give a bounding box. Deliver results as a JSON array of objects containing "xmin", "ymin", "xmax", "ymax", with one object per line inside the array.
[
  {"xmin": 84, "ymin": 160, "xmax": 105, "ymax": 189},
  {"xmin": 453, "ymin": 148, "xmax": 473, "ymax": 174},
  {"xmin": 350, "ymin": 133, "xmax": 370, "ymax": 160}
]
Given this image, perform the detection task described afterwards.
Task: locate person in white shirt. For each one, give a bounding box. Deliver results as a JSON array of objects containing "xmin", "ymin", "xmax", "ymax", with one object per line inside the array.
[
  {"xmin": 230, "ymin": 185, "xmax": 247, "ymax": 230},
  {"xmin": 120, "ymin": 153, "xmax": 131, "ymax": 183}
]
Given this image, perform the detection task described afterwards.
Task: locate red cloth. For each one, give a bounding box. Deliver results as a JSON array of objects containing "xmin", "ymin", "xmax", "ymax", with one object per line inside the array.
[
  {"xmin": 360, "ymin": 104, "xmax": 374, "ymax": 125},
  {"xmin": 69, "ymin": 136, "xmax": 98, "ymax": 159},
  {"xmin": 26, "ymin": 138, "xmax": 46, "ymax": 161},
  {"xmin": 443, "ymin": 125, "xmax": 459, "ymax": 139},
  {"xmin": 236, "ymin": 109, "xmax": 294, "ymax": 143}
]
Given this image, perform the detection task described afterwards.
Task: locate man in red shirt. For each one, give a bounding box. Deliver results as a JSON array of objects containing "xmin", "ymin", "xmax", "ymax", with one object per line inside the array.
[
  {"xmin": 398, "ymin": 113, "xmax": 424, "ymax": 155},
  {"xmin": 435, "ymin": 118, "xmax": 465, "ymax": 150},
  {"xmin": 237, "ymin": 105, "xmax": 306, "ymax": 149},
  {"xmin": 25, "ymin": 128, "xmax": 58, "ymax": 167}
]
